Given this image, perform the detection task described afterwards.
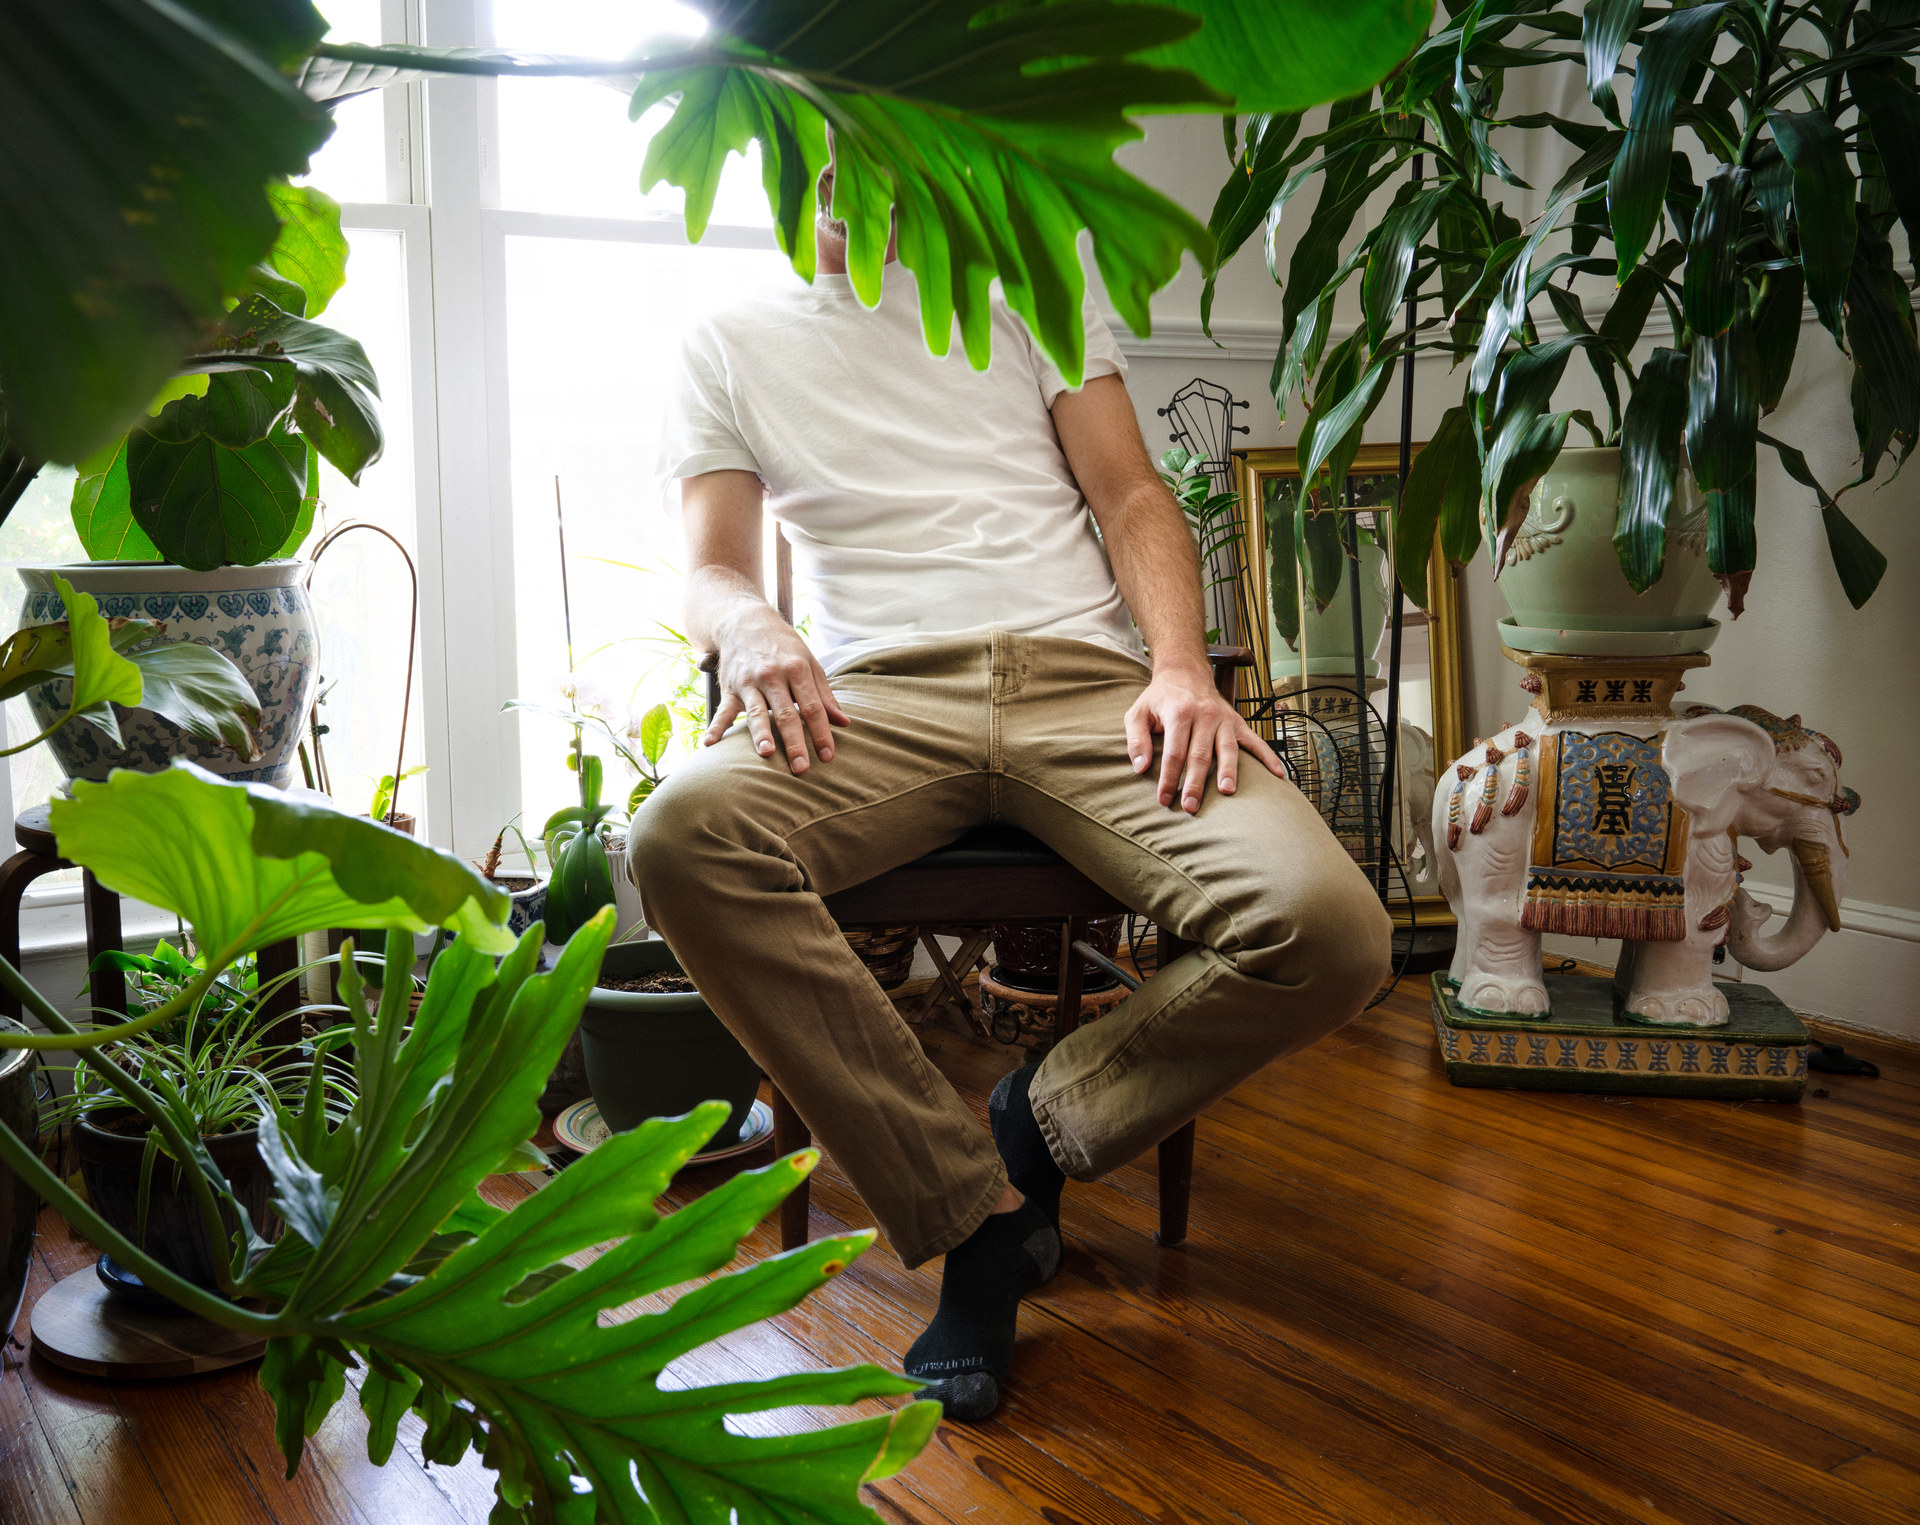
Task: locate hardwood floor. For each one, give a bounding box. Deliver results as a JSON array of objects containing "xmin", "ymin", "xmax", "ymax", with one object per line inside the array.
[{"xmin": 2, "ymin": 978, "xmax": 1915, "ymax": 1524}]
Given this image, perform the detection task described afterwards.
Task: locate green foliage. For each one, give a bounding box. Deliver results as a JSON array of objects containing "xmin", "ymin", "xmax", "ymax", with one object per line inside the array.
[
  {"xmin": 369, "ymin": 764, "xmax": 428, "ymax": 823},
  {"xmin": 49, "ymin": 763, "xmax": 514, "ymax": 972},
  {"xmin": 1140, "ymin": 2, "xmax": 1435, "ymax": 115},
  {"xmin": 0, "ymin": 760, "xmax": 933, "ymax": 1520},
  {"xmin": 1208, "ymin": 0, "xmax": 1920, "ymax": 611},
  {"xmin": 0, "ymin": 0, "xmax": 332, "ymax": 465}
]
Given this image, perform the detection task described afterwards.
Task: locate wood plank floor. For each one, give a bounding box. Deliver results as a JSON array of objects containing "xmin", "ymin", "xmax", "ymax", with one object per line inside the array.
[{"xmin": 2, "ymin": 979, "xmax": 1915, "ymax": 1524}]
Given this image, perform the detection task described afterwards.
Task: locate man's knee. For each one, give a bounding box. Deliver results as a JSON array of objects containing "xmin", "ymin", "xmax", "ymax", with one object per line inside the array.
[
  {"xmin": 1238, "ymin": 868, "xmax": 1392, "ymax": 1018},
  {"xmin": 624, "ymin": 763, "xmax": 750, "ymax": 905}
]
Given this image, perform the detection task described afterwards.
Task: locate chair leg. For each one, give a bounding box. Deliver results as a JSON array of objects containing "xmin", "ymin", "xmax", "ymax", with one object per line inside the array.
[
  {"xmin": 0, "ymin": 849, "xmax": 58, "ymax": 1022},
  {"xmin": 770, "ymin": 1084, "xmax": 812, "ymax": 1252},
  {"xmin": 1155, "ymin": 1120, "xmax": 1195, "ymax": 1246},
  {"xmin": 1154, "ymin": 928, "xmax": 1197, "ymax": 1246},
  {"xmin": 1051, "ymin": 916, "xmax": 1087, "ymax": 1049}
]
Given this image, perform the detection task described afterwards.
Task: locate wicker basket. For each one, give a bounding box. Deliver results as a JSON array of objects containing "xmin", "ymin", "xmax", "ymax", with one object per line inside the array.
[{"xmin": 844, "ymin": 924, "xmax": 920, "ymax": 991}]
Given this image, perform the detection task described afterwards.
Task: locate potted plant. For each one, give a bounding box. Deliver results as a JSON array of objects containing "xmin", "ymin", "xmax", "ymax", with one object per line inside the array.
[
  {"xmin": 578, "ymin": 938, "xmax": 763, "ymax": 1149},
  {"xmin": 1206, "ymin": 1, "xmax": 1916, "ymax": 636},
  {"xmin": 50, "ymin": 939, "xmax": 350, "ymax": 1303},
  {"xmin": 473, "ymin": 816, "xmax": 549, "ymax": 941},
  {"xmin": 6, "ymin": 182, "xmax": 380, "ymax": 786}
]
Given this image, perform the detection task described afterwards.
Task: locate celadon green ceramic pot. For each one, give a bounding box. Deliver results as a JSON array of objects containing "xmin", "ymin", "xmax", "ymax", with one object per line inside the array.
[
  {"xmin": 1495, "ymin": 447, "xmax": 1722, "ymax": 656},
  {"xmin": 1270, "ymin": 537, "xmax": 1392, "ymax": 681},
  {"xmin": 577, "ymin": 939, "xmax": 761, "ymax": 1147}
]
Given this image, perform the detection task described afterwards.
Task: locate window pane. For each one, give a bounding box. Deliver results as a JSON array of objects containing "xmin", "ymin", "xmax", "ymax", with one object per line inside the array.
[
  {"xmin": 492, "ymin": 0, "xmax": 773, "ymax": 226},
  {"xmin": 0, "ymin": 466, "xmax": 88, "ymax": 856},
  {"xmin": 301, "ymin": 0, "xmax": 392, "ymax": 202},
  {"xmin": 503, "ymin": 235, "xmax": 801, "ymax": 831},
  {"xmin": 299, "ymin": 227, "xmax": 429, "ymax": 833}
]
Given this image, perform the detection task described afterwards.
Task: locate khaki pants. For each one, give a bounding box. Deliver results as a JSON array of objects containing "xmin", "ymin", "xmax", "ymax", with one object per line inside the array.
[{"xmin": 627, "ymin": 633, "xmax": 1391, "ymax": 1268}]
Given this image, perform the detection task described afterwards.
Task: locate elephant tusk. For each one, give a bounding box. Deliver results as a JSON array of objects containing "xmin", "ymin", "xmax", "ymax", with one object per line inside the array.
[{"xmin": 1791, "ymin": 839, "xmax": 1843, "ymax": 933}]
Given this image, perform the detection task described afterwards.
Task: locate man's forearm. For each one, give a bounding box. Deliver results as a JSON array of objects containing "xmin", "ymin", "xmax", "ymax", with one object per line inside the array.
[
  {"xmin": 685, "ymin": 564, "xmax": 782, "ymax": 656},
  {"xmin": 1102, "ymin": 483, "xmax": 1212, "ymax": 675}
]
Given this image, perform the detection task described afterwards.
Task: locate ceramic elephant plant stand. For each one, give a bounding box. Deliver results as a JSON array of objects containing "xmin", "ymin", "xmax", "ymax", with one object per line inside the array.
[{"xmin": 1428, "ymin": 649, "xmax": 1859, "ymax": 1100}]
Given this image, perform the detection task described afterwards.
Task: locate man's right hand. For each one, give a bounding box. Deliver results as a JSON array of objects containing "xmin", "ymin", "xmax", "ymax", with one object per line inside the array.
[{"xmin": 708, "ymin": 605, "xmax": 851, "ymax": 774}]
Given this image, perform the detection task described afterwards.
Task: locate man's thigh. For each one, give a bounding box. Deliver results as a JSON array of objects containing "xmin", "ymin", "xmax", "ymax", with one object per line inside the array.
[
  {"xmin": 636, "ymin": 644, "xmax": 994, "ymax": 897},
  {"xmin": 996, "ymin": 638, "xmax": 1374, "ymax": 967}
]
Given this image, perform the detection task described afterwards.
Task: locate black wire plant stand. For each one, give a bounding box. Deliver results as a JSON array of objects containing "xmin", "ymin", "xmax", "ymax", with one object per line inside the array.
[{"xmin": 1153, "ymin": 256, "xmax": 1430, "ymax": 1003}]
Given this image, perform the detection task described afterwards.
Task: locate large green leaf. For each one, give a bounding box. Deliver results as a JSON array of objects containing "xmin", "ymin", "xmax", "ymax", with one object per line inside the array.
[
  {"xmin": 1761, "ymin": 431, "xmax": 1888, "ymax": 608},
  {"xmin": 209, "ymin": 295, "xmax": 383, "ymax": 481},
  {"xmin": 1202, "ymin": 111, "xmax": 1305, "ymax": 332},
  {"xmin": 264, "ymin": 181, "xmax": 350, "ymax": 318},
  {"xmin": 1752, "ymin": 266, "xmax": 1805, "ymax": 413},
  {"xmin": 72, "ymin": 437, "xmax": 162, "ymax": 560},
  {"xmin": 0, "ymin": 575, "xmax": 143, "ymax": 754},
  {"xmin": 1612, "ymin": 346, "xmax": 1688, "ymax": 592},
  {"xmin": 1483, "ymin": 338, "xmax": 1578, "ymax": 567},
  {"xmin": 1582, "ymin": 0, "xmax": 1643, "ymax": 125},
  {"xmin": 632, "ymin": 1, "xmax": 1220, "ymax": 380},
  {"xmin": 1686, "ymin": 304, "xmax": 1758, "ymax": 499},
  {"xmin": 1393, "ymin": 404, "xmax": 1478, "ymax": 596},
  {"xmin": 1264, "ymin": 480, "xmax": 1301, "ymax": 648},
  {"xmin": 1607, "ymin": 1, "xmax": 1725, "ymax": 282},
  {"xmin": 0, "ymin": 0, "xmax": 332, "ymax": 463},
  {"xmin": 128, "ymin": 427, "xmax": 309, "ymax": 572},
  {"xmin": 1140, "ymin": 1, "xmax": 1436, "ymax": 114},
  {"xmin": 1680, "ymin": 164, "xmax": 1748, "ymax": 339},
  {"xmin": 123, "ymin": 639, "xmax": 264, "ymax": 758},
  {"xmin": 1843, "ymin": 206, "xmax": 1920, "ymax": 478},
  {"xmin": 240, "ymin": 911, "xmax": 936, "ymax": 1523},
  {"xmin": 1361, "ymin": 183, "xmax": 1451, "ymax": 347},
  {"xmin": 1851, "ymin": 60, "xmax": 1920, "ymax": 279},
  {"xmin": 1767, "ymin": 110, "xmax": 1856, "ymax": 344},
  {"xmin": 48, "ymin": 762, "xmax": 514, "ymax": 961}
]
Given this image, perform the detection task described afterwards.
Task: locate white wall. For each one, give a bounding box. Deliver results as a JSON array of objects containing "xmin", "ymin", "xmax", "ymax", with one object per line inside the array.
[{"xmin": 1097, "ymin": 114, "xmax": 1920, "ymax": 1039}]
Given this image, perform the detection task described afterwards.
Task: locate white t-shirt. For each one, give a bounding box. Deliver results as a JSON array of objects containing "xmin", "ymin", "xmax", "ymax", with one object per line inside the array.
[{"xmin": 657, "ymin": 262, "xmax": 1146, "ymax": 675}]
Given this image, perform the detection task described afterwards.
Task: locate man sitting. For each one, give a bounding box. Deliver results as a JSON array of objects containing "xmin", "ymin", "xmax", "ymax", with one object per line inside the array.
[{"xmin": 630, "ymin": 168, "xmax": 1391, "ymax": 1422}]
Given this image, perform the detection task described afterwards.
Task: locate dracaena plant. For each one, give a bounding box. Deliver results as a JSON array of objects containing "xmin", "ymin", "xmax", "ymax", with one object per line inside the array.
[
  {"xmin": 1208, "ymin": 0, "xmax": 1918, "ymax": 618},
  {"xmin": 0, "ymin": 762, "xmax": 936, "ymax": 1523}
]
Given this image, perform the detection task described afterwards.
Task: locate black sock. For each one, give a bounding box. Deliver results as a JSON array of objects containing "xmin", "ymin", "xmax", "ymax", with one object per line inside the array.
[
  {"xmin": 989, "ymin": 1063, "xmax": 1067, "ymax": 1235},
  {"xmin": 903, "ymin": 1197, "xmax": 1059, "ymax": 1423}
]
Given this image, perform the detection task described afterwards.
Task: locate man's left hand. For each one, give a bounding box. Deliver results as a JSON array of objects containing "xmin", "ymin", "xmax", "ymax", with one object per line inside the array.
[{"xmin": 1124, "ymin": 664, "xmax": 1287, "ymax": 814}]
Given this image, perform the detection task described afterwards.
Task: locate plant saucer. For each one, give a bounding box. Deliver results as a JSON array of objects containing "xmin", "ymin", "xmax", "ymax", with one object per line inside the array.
[{"xmin": 552, "ymin": 1098, "xmax": 774, "ymax": 1162}]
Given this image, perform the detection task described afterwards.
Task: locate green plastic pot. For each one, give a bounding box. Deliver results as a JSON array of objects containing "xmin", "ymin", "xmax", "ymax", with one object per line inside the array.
[{"xmin": 578, "ymin": 940, "xmax": 761, "ymax": 1147}]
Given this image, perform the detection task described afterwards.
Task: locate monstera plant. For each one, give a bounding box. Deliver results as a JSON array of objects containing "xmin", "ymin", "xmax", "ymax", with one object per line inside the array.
[
  {"xmin": 0, "ymin": 763, "xmax": 936, "ymax": 1523},
  {"xmin": 1208, "ymin": 0, "xmax": 1917, "ymax": 617}
]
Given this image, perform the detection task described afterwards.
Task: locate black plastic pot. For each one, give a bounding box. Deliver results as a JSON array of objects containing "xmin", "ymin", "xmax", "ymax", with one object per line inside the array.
[
  {"xmin": 74, "ymin": 1111, "xmax": 277, "ymax": 1295},
  {"xmin": 0, "ymin": 1025, "xmax": 38, "ymax": 1339},
  {"xmin": 579, "ymin": 940, "xmax": 761, "ymax": 1148}
]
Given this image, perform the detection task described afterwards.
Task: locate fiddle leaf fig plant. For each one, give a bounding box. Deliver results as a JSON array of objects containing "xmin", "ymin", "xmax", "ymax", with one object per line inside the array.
[
  {"xmin": 0, "ymin": 763, "xmax": 936, "ymax": 1523},
  {"xmin": 1208, "ymin": 0, "xmax": 1918, "ymax": 617}
]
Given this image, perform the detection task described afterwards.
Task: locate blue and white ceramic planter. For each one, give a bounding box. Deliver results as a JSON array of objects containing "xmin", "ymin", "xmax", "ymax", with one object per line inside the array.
[
  {"xmin": 498, "ymin": 875, "xmax": 549, "ymax": 942},
  {"xmin": 16, "ymin": 561, "xmax": 318, "ymax": 788}
]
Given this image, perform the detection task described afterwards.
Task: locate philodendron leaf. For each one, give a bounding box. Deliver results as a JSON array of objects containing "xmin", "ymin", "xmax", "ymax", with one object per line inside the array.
[
  {"xmin": 0, "ymin": 576, "xmax": 144, "ymax": 752},
  {"xmin": 1141, "ymin": 1, "xmax": 1436, "ymax": 114},
  {"xmin": 0, "ymin": 0, "xmax": 332, "ymax": 464},
  {"xmin": 630, "ymin": 0, "xmax": 1219, "ymax": 382},
  {"xmin": 48, "ymin": 762, "xmax": 513, "ymax": 961}
]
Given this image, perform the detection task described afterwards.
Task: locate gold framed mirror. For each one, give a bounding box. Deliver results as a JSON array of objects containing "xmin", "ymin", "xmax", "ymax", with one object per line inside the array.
[{"xmin": 1232, "ymin": 444, "xmax": 1465, "ymax": 926}]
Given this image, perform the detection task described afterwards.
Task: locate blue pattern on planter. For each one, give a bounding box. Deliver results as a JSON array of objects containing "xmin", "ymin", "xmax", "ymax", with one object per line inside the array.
[
  {"xmin": 101, "ymin": 594, "xmax": 136, "ymax": 618},
  {"xmin": 17, "ymin": 565, "xmax": 318, "ymax": 790}
]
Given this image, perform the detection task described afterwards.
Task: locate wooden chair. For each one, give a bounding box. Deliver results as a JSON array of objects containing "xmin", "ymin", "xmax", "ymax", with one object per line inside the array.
[{"xmin": 696, "ymin": 533, "xmax": 1252, "ymax": 1252}]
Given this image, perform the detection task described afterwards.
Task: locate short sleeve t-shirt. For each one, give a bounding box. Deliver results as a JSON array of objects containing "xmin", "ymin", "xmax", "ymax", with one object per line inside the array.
[{"xmin": 657, "ymin": 262, "xmax": 1146, "ymax": 675}]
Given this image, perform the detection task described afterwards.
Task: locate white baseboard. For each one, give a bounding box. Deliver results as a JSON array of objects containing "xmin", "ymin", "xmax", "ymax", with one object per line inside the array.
[{"xmin": 1541, "ymin": 886, "xmax": 1920, "ymax": 1042}]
